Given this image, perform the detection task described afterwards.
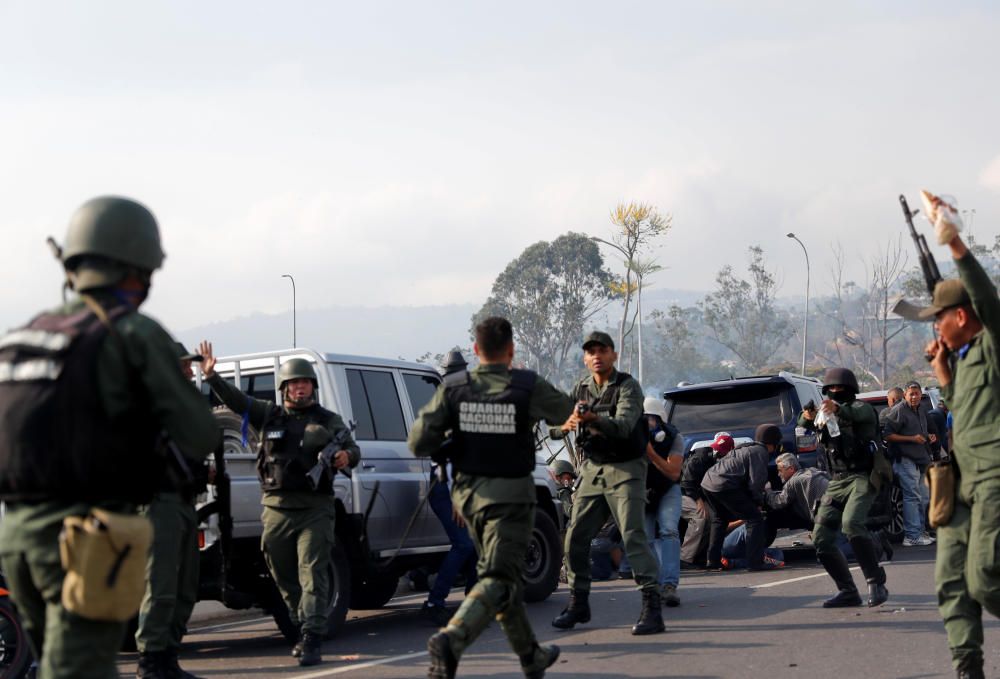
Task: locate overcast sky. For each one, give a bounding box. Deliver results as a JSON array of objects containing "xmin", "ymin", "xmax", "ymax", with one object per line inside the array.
[{"xmin": 2, "ymin": 1, "xmax": 998, "ymax": 335}]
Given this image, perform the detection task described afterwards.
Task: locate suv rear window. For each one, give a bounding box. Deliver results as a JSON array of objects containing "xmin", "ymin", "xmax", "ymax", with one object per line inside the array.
[{"xmin": 667, "ymin": 383, "xmax": 795, "ymax": 432}]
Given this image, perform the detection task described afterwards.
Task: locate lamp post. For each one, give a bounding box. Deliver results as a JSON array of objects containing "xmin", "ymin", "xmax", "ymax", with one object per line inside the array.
[
  {"xmin": 281, "ymin": 274, "xmax": 296, "ymax": 348},
  {"xmin": 786, "ymin": 233, "xmax": 810, "ymax": 375}
]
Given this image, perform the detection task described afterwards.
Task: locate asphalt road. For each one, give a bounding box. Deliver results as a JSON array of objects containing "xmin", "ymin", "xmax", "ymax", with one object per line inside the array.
[{"xmin": 116, "ymin": 544, "xmax": 1000, "ymax": 679}]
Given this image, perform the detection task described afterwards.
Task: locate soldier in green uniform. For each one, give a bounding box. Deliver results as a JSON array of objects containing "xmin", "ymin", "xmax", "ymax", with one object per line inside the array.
[
  {"xmin": 409, "ymin": 316, "xmax": 574, "ymax": 679},
  {"xmin": 904, "ymin": 230, "xmax": 1000, "ymax": 679},
  {"xmin": 549, "ymin": 459, "xmax": 577, "ymax": 522},
  {"xmin": 198, "ymin": 344, "xmax": 360, "ymax": 667},
  {"xmin": 799, "ymin": 368, "xmax": 889, "ymax": 609},
  {"xmin": 0, "ymin": 196, "xmax": 220, "ymax": 679},
  {"xmin": 135, "ymin": 344, "xmax": 209, "ymax": 679},
  {"xmin": 552, "ymin": 331, "xmax": 664, "ymax": 636}
]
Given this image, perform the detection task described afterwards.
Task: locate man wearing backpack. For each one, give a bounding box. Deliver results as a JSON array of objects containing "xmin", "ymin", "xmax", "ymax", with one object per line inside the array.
[{"xmin": 0, "ymin": 197, "xmax": 219, "ymax": 679}]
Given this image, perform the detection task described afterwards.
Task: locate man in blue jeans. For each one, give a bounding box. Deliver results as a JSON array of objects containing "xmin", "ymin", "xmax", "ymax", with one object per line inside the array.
[
  {"xmin": 422, "ymin": 467, "xmax": 479, "ymax": 625},
  {"xmin": 642, "ymin": 398, "xmax": 683, "ymax": 607},
  {"xmin": 883, "ymin": 381, "xmax": 937, "ymax": 547}
]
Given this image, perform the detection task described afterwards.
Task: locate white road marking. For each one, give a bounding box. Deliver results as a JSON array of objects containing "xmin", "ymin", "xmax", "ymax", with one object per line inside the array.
[
  {"xmin": 748, "ymin": 566, "xmax": 860, "ymax": 589},
  {"xmin": 287, "ymin": 650, "xmax": 429, "ymax": 678},
  {"xmin": 190, "ymin": 616, "xmax": 270, "ymax": 633}
]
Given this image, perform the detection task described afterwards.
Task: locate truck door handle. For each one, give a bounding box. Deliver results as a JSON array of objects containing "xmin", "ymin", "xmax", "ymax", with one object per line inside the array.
[{"xmin": 362, "ymin": 464, "xmax": 376, "ymax": 471}]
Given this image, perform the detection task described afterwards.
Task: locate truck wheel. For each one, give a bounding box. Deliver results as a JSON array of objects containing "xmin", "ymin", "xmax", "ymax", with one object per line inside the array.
[
  {"xmin": 523, "ymin": 510, "xmax": 561, "ymax": 603},
  {"xmin": 349, "ymin": 573, "xmax": 399, "ymax": 610},
  {"xmin": 263, "ymin": 542, "xmax": 352, "ymax": 642},
  {"xmin": 0, "ymin": 598, "xmax": 32, "ymax": 679}
]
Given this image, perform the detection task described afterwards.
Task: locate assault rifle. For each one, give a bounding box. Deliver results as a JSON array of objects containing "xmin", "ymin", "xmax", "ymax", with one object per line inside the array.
[
  {"xmin": 305, "ymin": 427, "xmax": 354, "ymax": 491},
  {"xmin": 892, "ymin": 194, "xmax": 944, "ymax": 321}
]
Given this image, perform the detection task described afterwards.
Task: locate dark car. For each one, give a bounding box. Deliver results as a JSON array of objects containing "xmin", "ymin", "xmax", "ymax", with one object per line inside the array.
[{"xmin": 662, "ymin": 371, "xmax": 824, "ymax": 489}]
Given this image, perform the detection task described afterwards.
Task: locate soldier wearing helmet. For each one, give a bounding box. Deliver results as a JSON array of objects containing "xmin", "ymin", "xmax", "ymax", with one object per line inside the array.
[
  {"xmin": 199, "ymin": 344, "xmax": 360, "ymax": 667},
  {"xmin": 0, "ymin": 197, "xmax": 219, "ymax": 679},
  {"xmin": 800, "ymin": 367, "xmax": 888, "ymax": 609},
  {"xmin": 549, "ymin": 458, "xmax": 577, "ymax": 519}
]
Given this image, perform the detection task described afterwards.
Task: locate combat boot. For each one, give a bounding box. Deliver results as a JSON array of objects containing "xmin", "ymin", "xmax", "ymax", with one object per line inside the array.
[
  {"xmin": 298, "ymin": 632, "xmax": 323, "ymax": 667},
  {"xmin": 849, "ymin": 535, "xmax": 889, "ymax": 607},
  {"xmin": 955, "ymin": 654, "xmax": 985, "ymax": 679},
  {"xmin": 427, "ymin": 631, "xmax": 459, "ymax": 679},
  {"xmin": 631, "ymin": 589, "xmax": 666, "ymax": 635},
  {"xmin": 520, "ymin": 643, "xmax": 560, "ymax": 679},
  {"xmin": 818, "ymin": 551, "xmax": 861, "ymax": 608},
  {"xmin": 290, "ymin": 632, "xmax": 304, "ymax": 659},
  {"xmin": 163, "ymin": 648, "xmax": 203, "ymax": 679},
  {"xmin": 551, "ymin": 589, "xmax": 590, "ymax": 629},
  {"xmin": 136, "ymin": 651, "xmax": 170, "ymax": 679}
]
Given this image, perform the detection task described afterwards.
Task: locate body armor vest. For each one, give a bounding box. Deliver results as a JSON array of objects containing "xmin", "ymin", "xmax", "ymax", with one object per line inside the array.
[
  {"xmin": 0, "ymin": 304, "xmax": 161, "ymax": 503},
  {"xmin": 822, "ymin": 402, "xmax": 877, "ymax": 474},
  {"xmin": 257, "ymin": 404, "xmax": 335, "ymax": 493},
  {"xmin": 574, "ymin": 372, "xmax": 648, "ymax": 464},
  {"xmin": 443, "ymin": 369, "xmax": 537, "ymax": 478}
]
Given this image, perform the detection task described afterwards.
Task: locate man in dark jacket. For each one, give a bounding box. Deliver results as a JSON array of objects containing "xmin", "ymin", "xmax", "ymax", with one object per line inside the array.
[
  {"xmin": 883, "ymin": 381, "xmax": 937, "ymax": 546},
  {"xmin": 701, "ymin": 425, "xmax": 782, "ymax": 571},
  {"xmin": 679, "ymin": 436, "xmax": 730, "ymax": 567}
]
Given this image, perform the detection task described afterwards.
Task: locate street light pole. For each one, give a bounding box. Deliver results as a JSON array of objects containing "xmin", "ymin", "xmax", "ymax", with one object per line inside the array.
[
  {"xmin": 786, "ymin": 233, "xmax": 810, "ymax": 375},
  {"xmin": 281, "ymin": 274, "xmax": 296, "ymax": 348}
]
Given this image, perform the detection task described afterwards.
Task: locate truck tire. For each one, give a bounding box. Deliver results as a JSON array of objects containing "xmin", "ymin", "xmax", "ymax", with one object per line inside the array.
[
  {"xmin": 886, "ymin": 482, "xmax": 905, "ymax": 544},
  {"xmin": 523, "ymin": 510, "xmax": 562, "ymax": 603},
  {"xmin": 0, "ymin": 598, "xmax": 32, "ymax": 679},
  {"xmin": 350, "ymin": 573, "xmax": 400, "ymax": 610}
]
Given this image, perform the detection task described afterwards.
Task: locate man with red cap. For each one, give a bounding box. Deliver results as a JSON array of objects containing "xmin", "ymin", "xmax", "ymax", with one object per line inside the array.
[{"xmin": 700, "ymin": 426, "xmax": 783, "ymax": 571}]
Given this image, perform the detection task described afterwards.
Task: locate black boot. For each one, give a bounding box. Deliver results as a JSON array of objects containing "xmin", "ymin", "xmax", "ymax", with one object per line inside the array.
[
  {"xmin": 427, "ymin": 631, "xmax": 459, "ymax": 679},
  {"xmin": 291, "ymin": 628, "xmax": 303, "ymax": 658},
  {"xmin": 521, "ymin": 643, "xmax": 560, "ymax": 679},
  {"xmin": 298, "ymin": 632, "xmax": 322, "ymax": 667},
  {"xmin": 956, "ymin": 654, "xmax": 985, "ymax": 679},
  {"xmin": 551, "ymin": 589, "xmax": 590, "ymax": 629},
  {"xmin": 849, "ymin": 535, "xmax": 889, "ymax": 607},
  {"xmin": 136, "ymin": 651, "xmax": 171, "ymax": 679},
  {"xmin": 818, "ymin": 551, "xmax": 861, "ymax": 608},
  {"xmin": 631, "ymin": 589, "xmax": 666, "ymax": 635},
  {"xmin": 163, "ymin": 648, "xmax": 203, "ymax": 679}
]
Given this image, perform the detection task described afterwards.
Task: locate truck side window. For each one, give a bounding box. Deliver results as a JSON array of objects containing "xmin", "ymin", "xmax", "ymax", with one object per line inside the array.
[
  {"xmin": 402, "ymin": 373, "xmax": 441, "ymax": 418},
  {"xmin": 346, "ymin": 369, "xmax": 407, "ymax": 441},
  {"xmin": 240, "ymin": 373, "xmax": 277, "ymax": 403}
]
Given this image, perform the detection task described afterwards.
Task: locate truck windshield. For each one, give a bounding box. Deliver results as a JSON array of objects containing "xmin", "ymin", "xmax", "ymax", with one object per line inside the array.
[{"xmin": 666, "ymin": 383, "xmax": 794, "ymax": 431}]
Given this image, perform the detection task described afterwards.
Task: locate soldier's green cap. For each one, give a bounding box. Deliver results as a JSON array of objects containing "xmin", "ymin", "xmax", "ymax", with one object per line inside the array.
[
  {"xmin": 582, "ymin": 330, "xmax": 614, "ymax": 351},
  {"xmin": 175, "ymin": 342, "xmax": 204, "ymax": 362},
  {"xmin": 893, "ymin": 279, "xmax": 971, "ymax": 322}
]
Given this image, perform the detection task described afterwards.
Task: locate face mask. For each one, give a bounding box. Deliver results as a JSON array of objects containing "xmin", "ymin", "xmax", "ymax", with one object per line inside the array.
[{"xmin": 830, "ymin": 391, "xmax": 853, "ymax": 405}]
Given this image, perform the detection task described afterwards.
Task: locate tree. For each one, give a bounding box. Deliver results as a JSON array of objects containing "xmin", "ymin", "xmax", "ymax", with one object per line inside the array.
[
  {"xmin": 600, "ymin": 202, "xmax": 672, "ymax": 369},
  {"xmin": 473, "ymin": 232, "xmax": 615, "ymax": 388},
  {"xmin": 645, "ymin": 305, "xmax": 728, "ymax": 389},
  {"xmin": 700, "ymin": 245, "xmax": 793, "ymax": 374}
]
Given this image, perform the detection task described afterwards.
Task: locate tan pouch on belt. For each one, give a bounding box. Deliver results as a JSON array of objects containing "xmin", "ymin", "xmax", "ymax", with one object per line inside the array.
[
  {"xmin": 926, "ymin": 460, "xmax": 957, "ymax": 529},
  {"xmin": 59, "ymin": 508, "xmax": 152, "ymax": 621}
]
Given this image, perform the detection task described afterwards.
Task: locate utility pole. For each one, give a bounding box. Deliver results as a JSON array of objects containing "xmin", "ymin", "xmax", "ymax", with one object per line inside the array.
[{"xmin": 281, "ymin": 274, "xmax": 296, "ymax": 348}]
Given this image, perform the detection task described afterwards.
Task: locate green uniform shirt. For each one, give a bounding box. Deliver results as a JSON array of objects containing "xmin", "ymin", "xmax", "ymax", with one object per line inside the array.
[
  {"xmin": 798, "ymin": 399, "xmax": 878, "ymax": 473},
  {"xmin": 207, "ymin": 373, "xmax": 360, "ymax": 508},
  {"xmin": 573, "ymin": 368, "xmax": 644, "ymax": 440},
  {"xmin": 941, "ymin": 252, "xmax": 1000, "ymax": 486},
  {"xmin": 0, "ymin": 294, "xmax": 220, "ymax": 551},
  {"xmin": 408, "ymin": 364, "xmax": 574, "ymax": 511}
]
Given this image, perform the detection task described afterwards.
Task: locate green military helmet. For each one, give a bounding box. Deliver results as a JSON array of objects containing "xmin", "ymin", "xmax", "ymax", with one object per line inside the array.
[
  {"xmin": 278, "ymin": 357, "xmax": 318, "ymax": 391},
  {"xmin": 303, "ymin": 423, "xmax": 333, "ymax": 454},
  {"xmin": 821, "ymin": 367, "xmax": 860, "ymax": 395},
  {"xmin": 61, "ymin": 196, "xmax": 165, "ymax": 290},
  {"xmin": 549, "ymin": 459, "xmax": 576, "ymax": 478}
]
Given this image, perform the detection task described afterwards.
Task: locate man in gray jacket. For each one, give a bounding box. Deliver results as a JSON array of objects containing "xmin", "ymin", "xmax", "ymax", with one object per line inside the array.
[
  {"xmin": 701, "ymin": 424, "xmax": 782, "ymax": 571},
  {"xmin": 765, "ymin": 453, "xmax": 829, "ymax": 528},
  {"xmin": 883, "ymin": 381, "xmax": 937, "ymax": 547}
]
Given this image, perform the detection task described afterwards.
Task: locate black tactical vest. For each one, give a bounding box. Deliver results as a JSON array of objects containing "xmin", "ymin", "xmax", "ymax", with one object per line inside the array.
[
  {"xmin": 574, "ymin": 372, "xmax": 648, "ymax": 464},
  {"xmin": 257, "ymin": 404, "xmax": 335, "ymax": 493},
  {"xmin": 0, "ymin": 304, "xmax": 161, "ymax": 503},
  {"xmin": 443, "ymin": 369, "xmax": 537, "ymax": 478},
  {"xmin": 822, "ymin": 402, "xmax": 877, "ymax": 474}
]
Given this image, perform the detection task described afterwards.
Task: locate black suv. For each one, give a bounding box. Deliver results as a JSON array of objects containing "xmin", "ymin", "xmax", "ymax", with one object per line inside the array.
[{"xmin": 662, "ymin": 371, "xmax": 824, "ymax": 488}]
